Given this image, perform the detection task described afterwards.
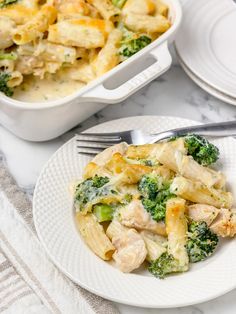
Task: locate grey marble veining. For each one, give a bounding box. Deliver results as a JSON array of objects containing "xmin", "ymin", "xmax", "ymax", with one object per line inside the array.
[{"xmin": 0, "ymin": 47, "xmax": 236, "ymax": 314}]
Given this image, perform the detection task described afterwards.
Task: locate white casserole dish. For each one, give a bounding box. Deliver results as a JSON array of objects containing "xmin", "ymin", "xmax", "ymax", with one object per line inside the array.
[{"xmin": 0, "ymin": 0, "xmax": 182, "ymax": 142}]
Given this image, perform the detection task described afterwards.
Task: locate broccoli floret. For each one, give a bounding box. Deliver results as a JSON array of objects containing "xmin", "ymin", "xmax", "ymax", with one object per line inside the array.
[
  {"xmin": 0, "ymin": 0, "xmax": 18, "ymax": 8},
  {"xmin": 112, "ymin": 0, "xmax": 127, "ymax": 8},
  {"xmin": 93, "ymin": 204, "xmax": 114, "ymax": 222},
  {"xmin": 184, "ymin": 134, "xmax": 219, "ymax": 166},
  {"xmin": 138, "ymin": 173, "xmax": 160, "ymax": 199},
  {"xmin": 90, "ymin": 175, "xmax": 109, "ymax": 188},
  {"xmin": 138, "ymin": 174, "xmax": 175, "ymax": 221},
  {"xmin": 186, "ymin": 221, "xmax": 218, "ymax": 263},
  {"xmin": 75, "ymin": 175, "xmax": 110, "ymax": 210},
  {"xmin": 170, "ymin": 134, "xmax": 219, "ymax": 166},
  {"xmin": 149, "ymin": 252, "xmax": 185, "ymax": 279},
  {"xmin": 120, "ymin": 35, "xmax": 151, "ymax": 59},
  {"xmin": 0, "ymin": 72, "xmax": 13, "ymax": 97},
  {"xmin": 0, "ymin": 51, "xmax": 17, "ymax": 60}
]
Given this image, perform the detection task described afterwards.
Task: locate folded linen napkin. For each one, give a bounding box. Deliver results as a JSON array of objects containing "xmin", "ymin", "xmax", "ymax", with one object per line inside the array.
[{"xmin": 0, "ymin": 158, "xmax": 119, "ymax": 314}]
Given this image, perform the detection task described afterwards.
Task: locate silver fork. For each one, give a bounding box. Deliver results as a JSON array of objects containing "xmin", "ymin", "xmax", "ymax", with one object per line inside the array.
[{"xmin": 76, "ymin": 120, "xmax": 236, "ymax": 156}]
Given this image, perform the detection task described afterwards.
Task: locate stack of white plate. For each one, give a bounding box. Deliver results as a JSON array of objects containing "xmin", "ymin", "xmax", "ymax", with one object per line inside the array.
[{"xmin": 175, "ymin": 0, "xmax": 236, "ymax": 105}]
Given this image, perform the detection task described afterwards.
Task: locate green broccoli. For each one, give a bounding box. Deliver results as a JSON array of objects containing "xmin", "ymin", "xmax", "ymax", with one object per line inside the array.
[
  {"xmin": 74, "ymin": 175, "xmax": 110, "ymax": 210},
  {"xmin": 120, "ymin": 35, "xmax": 151, "ymax": 59},
  {"xmin": 93, "ymin": 204, "xmax": 114, "ymax": 222},
  {"xmin": 0, "ymin": 72, "xmax": 13, "ymax": 97},
  {"xmin": 186, "ymin": 221, "xmax": 218, "ymax": 263},
  {"xmin": 184, "ymin": 134, "xmax": 219, "ymax": 166},
  {"xmin": 0, "ymin": 51, "xmax": 17, "ymax": 61},
  {"xmin": 148, "ymin": 252, "xmax": 185, "ymax": 279},
  {"xmin": 170, "ymin": 134, "xmax": 219, "ymax": 166},
  {"xmin": 0, "ymin": 0, "xmax": 18, "ymax": 8},
  {"xmin": 112, "ymin": 0, "xmax": 127, "ymax": 8},
  {"xmin": 138, "ymin": 174, "xmax": 175, "ymax": 221}
]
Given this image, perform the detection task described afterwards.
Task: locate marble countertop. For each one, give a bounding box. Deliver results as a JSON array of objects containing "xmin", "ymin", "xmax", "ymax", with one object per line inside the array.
[{"xmin": 1, "ymin": 46, "xmax": 236, "ymax": 314}]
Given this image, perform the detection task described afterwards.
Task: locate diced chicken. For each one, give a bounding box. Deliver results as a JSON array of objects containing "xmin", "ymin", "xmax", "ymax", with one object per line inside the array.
[
  {"xmin": 119, "ymin": 200, "xmax": 166, "ymax": 236},
  {"xmin": 188, "ymin": 204, "xmax": 236, "ymax": 238},
  {"xmin": 210, "ymin": 208, "xmax": 236, "ymax": 238},
  {"xmin": 188, "ymin": 204, "xmax": 220, "ymax": 226},
  {"xmin": 112, "ymin": 229, "xmax": 147, "ymax": 273}
]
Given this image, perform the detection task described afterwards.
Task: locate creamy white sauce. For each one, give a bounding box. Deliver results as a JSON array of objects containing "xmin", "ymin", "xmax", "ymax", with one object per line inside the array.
[{"xmin": 13, "ymin": 74, "xmax": 85, "ymax": 103}]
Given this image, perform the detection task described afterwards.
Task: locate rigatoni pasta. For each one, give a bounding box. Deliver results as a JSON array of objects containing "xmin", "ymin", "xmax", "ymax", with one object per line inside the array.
[
  {"xmin": 76, "ymin": 212, "xmax": 115, "ymax": 260},
  {"xmin": 73, "ymin": 134, "xmax": 236, "ymax": 278}
]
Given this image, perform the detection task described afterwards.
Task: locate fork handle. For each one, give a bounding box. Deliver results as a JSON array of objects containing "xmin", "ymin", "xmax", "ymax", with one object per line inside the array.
[{"xmin": 152, "ymin": 120, "xmax": 236, "ymax": 141}]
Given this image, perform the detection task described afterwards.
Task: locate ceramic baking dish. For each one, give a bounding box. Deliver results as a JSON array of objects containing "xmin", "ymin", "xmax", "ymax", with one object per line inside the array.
[{"xmin": 0, "ymin": 0, "xmax": 182, "ymax": 141}]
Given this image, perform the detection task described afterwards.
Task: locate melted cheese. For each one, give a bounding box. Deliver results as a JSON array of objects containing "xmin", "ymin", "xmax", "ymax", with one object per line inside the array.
[{"xmin": 13, "ymin": 74, "xmax": 85, "ymax": 102}]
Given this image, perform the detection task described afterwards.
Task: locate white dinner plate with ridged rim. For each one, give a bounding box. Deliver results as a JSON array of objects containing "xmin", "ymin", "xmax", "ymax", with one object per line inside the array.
[
  {"xmin": 176, "ymin": 51, "xmax": 236, "ymax": 106},
  {"xmin": 33, "ymin": 116, "xmax": 236, "ymax": 308},
  {"xmin": 175, "ymin": 0, "xmax": 236, "ymax": 103}
]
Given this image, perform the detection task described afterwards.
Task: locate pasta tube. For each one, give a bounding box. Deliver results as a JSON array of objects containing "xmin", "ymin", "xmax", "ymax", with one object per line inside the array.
[
  {"xmin": 7, "ymin": 71, "xmax": 23, "ymax": 88},
  {"xmin": 13, "ymin": 5, "xmax": 57, "ymax": 45},
  {"xmin": 92, "ymin": 29, "xmax": 122, "ymax": 77},
  {"xmin": 87, "ymin": 0, "xmax": 120, "ymax": 20},
  {"xmin": 140, "ymin": 231, "xmax": 167, "ymax": 262},
  {"xmin": 105, "ymin": 152, "xmax": 153, "ymax": 184},
  {"xmin": 62, "ymin": 60, "xmax": 95, "ymax": 84},
  {"xmin": 123, "ymin": 12, "xmax": 170, "ymax": 33},
  {"xmin": 48, "ymin": 18, "xmax": 114, "ymax": 49},
  {"xmin": 106, "ymin": 219, "xmax": 128, "ymax": 239},
  {"xmin": 125, "ymin": 138, "xmax": 186, "ymax": 159},
  {"xmin": 76, "ymin": 212, "xmax": 115, "ymax": 260},
  {"xmin": 171, "ymin": 177, "xmax": 233, "ymax": 209},
  {"xmin": 155, "ymin": 142, "xmax": 225, "ymax": 188},
  {"xmin": 55, "ymin": 0, "xmax": 90, "ymax": 15},
  {"xmin": 0, "ymin": 5, "xmax": 37, "ymax": 25},
  {"xmin": 123, "ymin": 0, "xmax": 156, "ymax": 15},
  {"xmin": 166, "ymin": 198, "xmax": 189, "ymax": 269}
]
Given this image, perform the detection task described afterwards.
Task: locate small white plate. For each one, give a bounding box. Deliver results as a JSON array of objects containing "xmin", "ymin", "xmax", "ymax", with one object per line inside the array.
[
  {"xmin": 176, "ymin": 51, "xmax": 236, "ymax": 106},
  {"xmin": 33, "ymin": 116, "xmax": 236, "ymax": 308},
  {"xmin": 175, "ymin": 0, "xmax": 236, "ymax": 103}
]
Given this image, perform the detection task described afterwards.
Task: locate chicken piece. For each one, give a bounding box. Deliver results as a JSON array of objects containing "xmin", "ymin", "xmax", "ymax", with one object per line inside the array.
[
  {"xmin": 112, "ymin": 229, "xmax": 147, "ymax": 272},
  {"xmin": 188, "ymin": 204, "xmax": 220, "ymax": 226},
  {"xmin": 210, "ymin": 208, "xmax": 236, "ymax": 237},
  {"xmin": 188, "ymin": 204, "xmax": 236, "ymax": 238},
  {"xmin": 119, "ymin": 200, "xmax": 166, "ymax": 236}
]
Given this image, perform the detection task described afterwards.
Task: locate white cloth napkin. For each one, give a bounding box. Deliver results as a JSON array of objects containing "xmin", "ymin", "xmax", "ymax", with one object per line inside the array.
[{"xmin": 0, "ymin": 159, "xmax": 119, "ymax": 314}]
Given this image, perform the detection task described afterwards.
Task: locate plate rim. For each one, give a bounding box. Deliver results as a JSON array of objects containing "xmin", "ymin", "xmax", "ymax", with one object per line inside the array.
[
  {"xmin": 33, "ymin": 115, "xmax": 236, "ymax": 308},
  {"xmin": 174, "ymin": 0, "xmax": 236, "ymax": 101},
  {"xmin": 175, "ymin": 45, "xmax": 236, "ymax": 106}
]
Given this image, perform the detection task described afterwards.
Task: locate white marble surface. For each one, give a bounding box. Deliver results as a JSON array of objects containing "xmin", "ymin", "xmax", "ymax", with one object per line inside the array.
[{"xmin": 1, "ymin": 46, "xmax": 236, "ymax": 314}]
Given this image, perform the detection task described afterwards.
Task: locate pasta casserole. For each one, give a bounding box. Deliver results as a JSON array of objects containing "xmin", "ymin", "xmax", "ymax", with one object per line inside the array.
[
  {"xmin": 73, "ymin": 135, "xmax": 236, "ymax": 278},
  {"xmin": 0, "ymin": 0, "xmax": 171, "ymax": 102}
]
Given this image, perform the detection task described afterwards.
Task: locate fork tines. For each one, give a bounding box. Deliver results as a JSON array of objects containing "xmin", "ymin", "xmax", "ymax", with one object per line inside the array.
[{"xmin": 76, "ymin": 133, "xmax": 122, "ymax": 156}]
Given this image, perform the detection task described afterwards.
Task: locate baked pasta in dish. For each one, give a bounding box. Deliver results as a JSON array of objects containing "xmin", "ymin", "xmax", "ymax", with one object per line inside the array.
[
  {"xmin": 73, "ymin": 135, "xmax": 236, "ymax": 279},
  {"xmin": 0, "ymin": 0, "xmax": 171, "ymax": 102}
]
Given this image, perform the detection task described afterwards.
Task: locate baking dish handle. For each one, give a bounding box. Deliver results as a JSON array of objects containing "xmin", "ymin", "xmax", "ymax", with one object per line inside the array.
[{"xmin": 81, "ymin": 41, "xmax": 172, "ymax": 103}]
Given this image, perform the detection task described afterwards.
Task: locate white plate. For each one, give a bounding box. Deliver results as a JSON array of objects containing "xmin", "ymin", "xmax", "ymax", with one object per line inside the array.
[
  {"xmin": 177, "ymin": 51, "xmax": 236, "ymax": 106},
  {"xmin": 175, "ymin": 0, "xmax": 236, "ymax": 102},
  {"xmin": 33, "ymin": 116, "xmax": 236, "ymax": 308}
]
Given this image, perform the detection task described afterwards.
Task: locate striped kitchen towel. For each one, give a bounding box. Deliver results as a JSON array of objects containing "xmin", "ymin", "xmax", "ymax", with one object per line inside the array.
[{"xmin": 0, "ymin": 157, "xmax": 119, "ymax": 314}]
